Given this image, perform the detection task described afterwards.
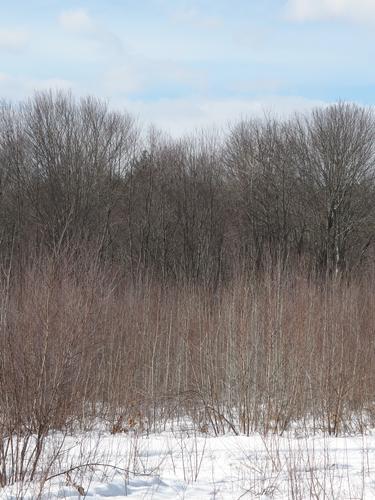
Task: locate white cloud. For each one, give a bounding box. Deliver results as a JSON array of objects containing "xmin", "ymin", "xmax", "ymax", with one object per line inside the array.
[
  {"xmin": 285, "ymin": 0, "xmax": 375, "ymax": 22},
  {"xmin": 170, "ymin": 7, "xmax": 221, "ymax": 29},
  {"xmin": 104, "ymin": 65, "xmax": 143, "ymax": 94},
  {"xmin": 0, "ymin": 72, "xmax": 331, "ymax": 137},
  {"xmin": 59, "ymin": 8, "xmax": 94, "ymax": 33},
  {"xmin": 29, "ymin": 78, "xmax": 73, "ymax": 92},
  {"xmin": 58, "ymin": 8, "xmax": 124, "ymax": 57},
  {"xmin": 0, "ymin": 28, "xmax": 28, "ymax": 51},
  {"xmin": 0, "ymin": 74, "xmax": 74, "ymax": 101},
  {"xmin": 102, "ymin": 59, "xmax": 208, "ymax": 97},
  {"xmin": 114, "ymin": 95, "xmax": 327, "ymax": 137},
  {"xmin": 0, "ymin": 72, "xmax": 10, "ymax": 82}
]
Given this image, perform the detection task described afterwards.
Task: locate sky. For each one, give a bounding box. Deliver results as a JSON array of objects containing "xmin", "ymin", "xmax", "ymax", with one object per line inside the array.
[{"xmin": 1, "ymin": 0, "xmax": 375, "ymax": 135}]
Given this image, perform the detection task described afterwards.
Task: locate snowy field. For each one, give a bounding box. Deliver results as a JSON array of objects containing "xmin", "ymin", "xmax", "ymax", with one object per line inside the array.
[{"xmin": 2, "ymin": 422, "xmax": 375, "ymax": 499}]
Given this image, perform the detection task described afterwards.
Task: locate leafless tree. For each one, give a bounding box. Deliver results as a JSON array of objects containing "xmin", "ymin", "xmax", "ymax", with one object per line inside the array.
[{"xmin": 289, "ymin": 103, "xmax": 375, "ymax": 275}]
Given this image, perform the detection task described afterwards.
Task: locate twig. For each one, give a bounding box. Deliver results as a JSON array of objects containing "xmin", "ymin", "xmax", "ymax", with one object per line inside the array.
[{"xmin": 45, "ymin": 462, "xmax": 155, "ymax": 483}]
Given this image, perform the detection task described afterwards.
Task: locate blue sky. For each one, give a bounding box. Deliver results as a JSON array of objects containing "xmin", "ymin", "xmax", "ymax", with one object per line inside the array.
[{"xmin": 1, "ymin": 0, "xmax": 375, "ymax": 135}]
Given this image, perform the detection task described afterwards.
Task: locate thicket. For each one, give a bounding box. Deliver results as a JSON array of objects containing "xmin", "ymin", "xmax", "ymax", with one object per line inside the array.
[
  {"xmin": 1, "ymin": 92, "xmax": 375, "ymax": 279},
  {"xmin": 1, "ymin": 91, "xmax": 375, "ymax": 485}
]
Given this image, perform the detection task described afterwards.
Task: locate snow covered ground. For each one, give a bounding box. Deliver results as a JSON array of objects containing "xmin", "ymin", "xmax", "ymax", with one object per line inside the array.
[{"xmin": 2, "ymin": 423, "xmax": 375, "ymax": 499}]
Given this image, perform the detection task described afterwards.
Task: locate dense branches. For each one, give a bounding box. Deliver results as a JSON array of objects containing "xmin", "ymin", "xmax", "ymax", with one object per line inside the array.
[{"xmin": 0, "ymin": 92, "xmax": 375, "ymax": 279}]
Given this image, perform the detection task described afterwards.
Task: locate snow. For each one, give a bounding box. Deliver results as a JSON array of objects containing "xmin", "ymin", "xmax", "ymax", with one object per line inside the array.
[{"xmin": 2, "ymin": 424, "xmax": 375, "ymax": 499}]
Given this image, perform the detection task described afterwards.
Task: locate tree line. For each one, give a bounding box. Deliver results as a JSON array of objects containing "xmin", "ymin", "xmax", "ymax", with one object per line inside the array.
[{"xmin": 1, "ymin": 91, "xmax": 375, "ymax": 281}]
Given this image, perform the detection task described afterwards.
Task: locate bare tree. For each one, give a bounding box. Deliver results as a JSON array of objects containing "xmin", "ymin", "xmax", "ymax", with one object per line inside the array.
[
  {"xmin": 290, "ymin": 103, "xmax": 375, "ymax": 274},
  {"xmin": 223, "ymin": 117, "xmax": 302, "ymax": 267}
]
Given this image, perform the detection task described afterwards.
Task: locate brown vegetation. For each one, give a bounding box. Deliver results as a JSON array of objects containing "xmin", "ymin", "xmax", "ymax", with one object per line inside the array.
[{"xmin": 1, "ymin": 91, "xmax": 375, "ymax": 486}]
